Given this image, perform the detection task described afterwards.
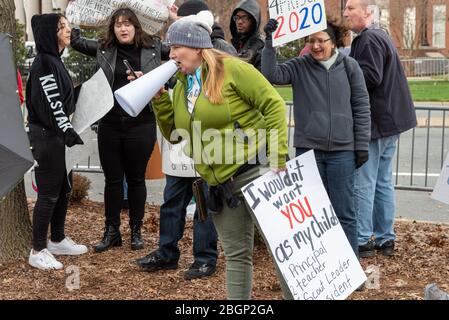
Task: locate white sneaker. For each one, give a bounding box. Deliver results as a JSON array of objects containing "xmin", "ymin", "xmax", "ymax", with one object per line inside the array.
[
  {"xmin": 47, "ymin": 237, "xmax": 88, "ymax": 256},
  {"xmin": 28, "ymin": 249, "xmax": 63, "ymax": 270}
]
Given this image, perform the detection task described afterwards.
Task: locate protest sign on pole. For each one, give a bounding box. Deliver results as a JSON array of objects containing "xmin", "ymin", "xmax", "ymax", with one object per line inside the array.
[
  {"xmin": 431, "ymin": 152, "xmax": 449, "ymax": 205},
  {"xmin": 268, "ymin": 0, "xmax": 327, "ymax": 47},
  {"xmin": 242, "ymin": 151, "xmax": 366, "ymax": 300},
  {"xmin": 66, "ymin": 0, "xmax": 175, "ymax": 35}
]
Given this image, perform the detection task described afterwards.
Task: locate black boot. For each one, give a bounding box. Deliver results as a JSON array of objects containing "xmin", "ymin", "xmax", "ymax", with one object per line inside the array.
[
  {"xmin": 130, "ymin": 225, "xmax": 144, "ymax": 250},
  {"xmin": 94, "ymin": 225, "xmax": 122, "ymax": 253}
]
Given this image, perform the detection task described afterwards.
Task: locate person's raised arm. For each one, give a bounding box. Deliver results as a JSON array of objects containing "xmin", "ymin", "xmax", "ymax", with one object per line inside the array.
[
  {"xmin": 261, "ymin": 19, "xmax": 295, "ymax": 85},
  {"xmin": 70, "ymin": 28, "xmax": 99, "ymax": 57}
]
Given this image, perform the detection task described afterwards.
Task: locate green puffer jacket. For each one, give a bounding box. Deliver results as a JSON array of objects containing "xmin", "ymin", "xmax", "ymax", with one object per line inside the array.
[{"xmin": 152, "ymin": 57, "xmax": 288, "ymax": 186}]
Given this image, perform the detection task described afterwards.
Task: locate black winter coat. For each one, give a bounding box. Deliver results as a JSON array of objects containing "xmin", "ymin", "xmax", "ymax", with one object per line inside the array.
[
  {"xmin": 230, "ymin": 0, "xmax": 265, "ymax": 70},
  {"xmin": 70, "ymin": 29, "xmax": 170, "ymax": 120},
  {"xmin": 350, "ymin": 26, "xmax": 417, "ymax": 139}
]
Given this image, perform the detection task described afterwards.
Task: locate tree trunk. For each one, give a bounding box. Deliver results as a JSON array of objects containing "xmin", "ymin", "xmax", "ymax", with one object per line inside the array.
[{"xmin": 0, "ymin": 0, "xmax": 33, "ymax": 264}]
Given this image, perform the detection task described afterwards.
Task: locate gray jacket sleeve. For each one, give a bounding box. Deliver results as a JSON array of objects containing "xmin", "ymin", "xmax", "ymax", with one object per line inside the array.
[
  {"xmin": 261, "ymin": 39, "xmax": 295, "ymax": 85},
  {"xmin": 348, "ymin": 58, "xmax": 371, "ymax": 151}
]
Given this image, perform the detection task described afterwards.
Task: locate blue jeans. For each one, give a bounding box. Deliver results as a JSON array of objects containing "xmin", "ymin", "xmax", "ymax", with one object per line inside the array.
[
  {"xmin": 355, "ymin": 135, "xmax": 398, "ymax": 246},
  {"xmin": 157, "ymin": 175, "xmax": 218, "ymax": 266},
  {"xmin": 296, "ymin": 149, "xmax": 359, "ymax": 258}
]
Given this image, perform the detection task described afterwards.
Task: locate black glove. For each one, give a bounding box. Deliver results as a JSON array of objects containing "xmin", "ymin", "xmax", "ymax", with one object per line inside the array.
[
  {"xmin": 90, "ymin": 122, "xmax": 99, "ymax": 134},
  {"xmin": 64, "ymin": 128, "xmax": 84, "ymax": 147},
  {"xmin": 355, "ymin": 150, "xmax": 369, "ymax": 169},
  {"xmin": 264, "ymin": 19, "xmax": 279, "ymax": 40}
]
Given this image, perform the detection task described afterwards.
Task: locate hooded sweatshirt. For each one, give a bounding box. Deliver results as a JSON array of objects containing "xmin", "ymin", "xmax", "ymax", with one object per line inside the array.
[
  {"xmin": 26, "ymin": 13, "xmax": 82, "ymax": 147},
  {"xmin": 230, "ymin": 0, "xmax": 265, "ymax": 70}
]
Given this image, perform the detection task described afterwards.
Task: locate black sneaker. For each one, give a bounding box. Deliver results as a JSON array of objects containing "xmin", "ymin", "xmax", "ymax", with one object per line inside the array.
[
  {"xmin": 136, "ymin": 251, "xmax": 178, "ymax": 272},
  {"xmin": 358, "ymin": 239, "xmax": 375, "ymax": 258},
  {"xmin": 184, "ymin": 262, "xmax": 216, "ymax": 280},
  {"xmin": 375, "ymin": 239, "xmax": 395, "ymax": 256}
]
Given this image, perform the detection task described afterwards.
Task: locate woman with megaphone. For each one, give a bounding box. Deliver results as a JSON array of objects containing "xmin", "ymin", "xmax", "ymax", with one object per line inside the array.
[
  {"xmin": 70, "ymin": 7, "xmax": 169, "ymax": 253},
  {"xmin": 150, "ymin": 11, "xmax": 292, "ymax": 300}
]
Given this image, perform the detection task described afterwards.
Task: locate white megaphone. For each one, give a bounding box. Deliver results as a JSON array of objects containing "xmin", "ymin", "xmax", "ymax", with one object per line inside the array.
[{"xmin": 114, "ymin": 59, "xmax": 179, "ymax": 117}]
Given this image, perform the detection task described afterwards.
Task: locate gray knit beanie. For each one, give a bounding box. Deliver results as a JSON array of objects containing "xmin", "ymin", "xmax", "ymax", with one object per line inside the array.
[{"xmin": 167, "ymin": 11, "xmax": 214, "ymax": 49}]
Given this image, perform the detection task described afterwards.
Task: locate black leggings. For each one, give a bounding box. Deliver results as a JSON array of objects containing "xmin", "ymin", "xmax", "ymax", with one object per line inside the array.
[
  {"xmin": 98, "ymin": 116, "xmax": 156, "ymax": 227},
  {"xmin": 29, "ymin": 125, "xmax": 71, "ymax": 251}
]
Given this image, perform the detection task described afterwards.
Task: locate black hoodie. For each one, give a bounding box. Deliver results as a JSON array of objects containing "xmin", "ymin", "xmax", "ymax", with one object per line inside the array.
[
  {"xmin": 26, "ymin": 13, "xmax": 82, "ymax": 147},
  {"xmin": 211, "ymin": 23, "xmax": 237, "ymax": 55},
  {"xmin": 230, "ymin": 0, "xmax": 265, "ymax": 70}
]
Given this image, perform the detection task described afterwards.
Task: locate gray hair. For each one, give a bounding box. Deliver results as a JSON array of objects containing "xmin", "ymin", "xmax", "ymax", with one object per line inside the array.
[{"xmin": 360, "ymin": 0, "xmax": 380, "ymax": 26}]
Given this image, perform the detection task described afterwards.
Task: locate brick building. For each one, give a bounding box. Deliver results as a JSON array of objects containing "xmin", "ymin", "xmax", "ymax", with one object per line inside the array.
[{"xmin": 388, "ymin": 0, "xmax": 449, "ymax": 57}]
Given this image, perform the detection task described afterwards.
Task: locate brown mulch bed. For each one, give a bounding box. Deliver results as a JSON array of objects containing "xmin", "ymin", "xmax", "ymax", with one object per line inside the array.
[{"xmin": 0, "ymin": 199, "xmax": 448, "ymax": 300}]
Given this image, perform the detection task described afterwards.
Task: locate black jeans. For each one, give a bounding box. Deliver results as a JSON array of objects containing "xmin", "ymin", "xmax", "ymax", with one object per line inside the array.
[
  {"xmin": 29, "ymin": 124, "xmax": 71, "ymax": 251},
  {"xmin": 98, "ymin": 115, "xmax": 156, "ymax": 227}
]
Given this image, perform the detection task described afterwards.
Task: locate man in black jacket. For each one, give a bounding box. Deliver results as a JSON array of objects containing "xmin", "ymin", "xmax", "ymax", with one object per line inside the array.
[
  {"xmin": 230, "ymin": 0, "xmax": 265, "ymax": 70},
  {"xmin": 344, "ymin": 0, "xmax": 417, "ymax": 258}
]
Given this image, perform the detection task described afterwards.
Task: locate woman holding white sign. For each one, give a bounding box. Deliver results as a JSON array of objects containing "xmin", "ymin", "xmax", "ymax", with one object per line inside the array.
[
  {"xmin": 151, "ymin": 12, "xmax": 292, "ymax": 299},
  {"xmin": 70, "ymin": 7, "xmax": 169, "ymax": 253},
  {"xmin": 262, "ymin": 19, "xmax": 371, "ymax": 258}
]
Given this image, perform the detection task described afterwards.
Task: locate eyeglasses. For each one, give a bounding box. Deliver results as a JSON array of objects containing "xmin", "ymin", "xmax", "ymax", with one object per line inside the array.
[
  {"xmin": 233, "ymin": 15, "xmax": 251, "ymax": 23},
  {"xmin": 307, "ymin": 38, "xmax": 331, "ymax": 46}
]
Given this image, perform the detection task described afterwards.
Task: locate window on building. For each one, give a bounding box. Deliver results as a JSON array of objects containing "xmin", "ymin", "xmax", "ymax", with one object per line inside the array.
[
  {"xmin": 432, "ymin": 5, "xmax": 446, "ymax": 48},
  {"xmin": 380, "ymin": 9, "xmax": 390, "ymax": 33},
  {"xmin": 403, "ymin": 7, "xmax": 416, "ymax": 49}
]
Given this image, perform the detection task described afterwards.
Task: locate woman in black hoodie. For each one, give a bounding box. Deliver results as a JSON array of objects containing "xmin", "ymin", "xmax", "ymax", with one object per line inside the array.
[
  {"xmin": 26, "ymin": 13, "xmax": 87, "ymax": 270},
  {"xmin": 70, "ymin": 7, "xmax": 169, "ymax": 253}
]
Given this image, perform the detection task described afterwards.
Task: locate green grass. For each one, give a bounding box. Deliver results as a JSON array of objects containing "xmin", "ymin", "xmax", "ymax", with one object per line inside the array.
[
  {"xmin": 275, "ymin": 80, "xmax": 449, "ymax": 102},
  {"xmin": 407, "ymin": 81, "xmax": 449, "ymax": 101}
]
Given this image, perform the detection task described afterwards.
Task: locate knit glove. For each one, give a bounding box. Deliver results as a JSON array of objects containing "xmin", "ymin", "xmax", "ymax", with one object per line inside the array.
[
  {"xmin": 264, "ymin": 19, "xmax": 279, "ymax": 40},
  {"xmin": 355, "ymin": 150, "xmax": 369, "ymax": 169}
]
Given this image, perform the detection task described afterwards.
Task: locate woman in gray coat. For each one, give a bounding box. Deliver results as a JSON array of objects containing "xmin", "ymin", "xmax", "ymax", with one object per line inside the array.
[{"xmin": 262, "ymin": 19, "xmax": 371, "ymax": 258}]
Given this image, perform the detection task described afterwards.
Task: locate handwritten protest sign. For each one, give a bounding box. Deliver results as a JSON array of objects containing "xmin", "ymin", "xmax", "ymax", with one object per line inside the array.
[
  {"xmin": 268, "ymin": 0, "xmax": 327, "ymax": 47},
  {"xmin": 66, "ymin": 0, "xmax": 175, "ymax": 34},
  {"xmin": 431, "ymin": 152, "xmax": 449, "ymax": 205},
  {"xmin": 242, "ymin": 151, "xmax": 366, "ymax": 300}
]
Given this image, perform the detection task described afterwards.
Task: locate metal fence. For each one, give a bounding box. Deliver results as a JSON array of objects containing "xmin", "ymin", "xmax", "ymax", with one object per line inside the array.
[
  {"xmin": 401, "ymin": 58, "xmax": 449, "ymax": 79},
  {"xmin": 393, "ymin": 105, "xmax": 449, "ymax": 191},
  {"xmin": 70, "ymin": 103, "xmax": 448, "ymax": 192},
  {"xmin": 285, "ymin": 103, "xmax": 449, "ymax": 192},
  {"xmin": 19, "ymin": 61, "xmax": 96, "ymax": 86}
]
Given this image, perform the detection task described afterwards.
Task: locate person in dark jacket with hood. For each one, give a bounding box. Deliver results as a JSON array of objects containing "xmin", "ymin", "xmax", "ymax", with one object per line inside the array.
[
  {"xmin": 230, "ymin": 0, "xmax": 265, "ymax": 70},
  {"xmin": 70, "ymin": 7, "xmax": 169, "ymax": 253},
  {"xmin": 167, "ymin": 0, "xmax": 237, "ymax": 56},
  {"xmin": 26, "ymin": 13, "xmax": 87, "ymax": 271},
  {"xmin": 263, "ymin": 18, "xmax": 371, "ymax": 259},
  {"xmin": 344, "ymin": 0, "xmax": 417, "ymax": 258},
  {"xmin": 137, "ymin": 0, "xmax": 235, "ymax": 281}
]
